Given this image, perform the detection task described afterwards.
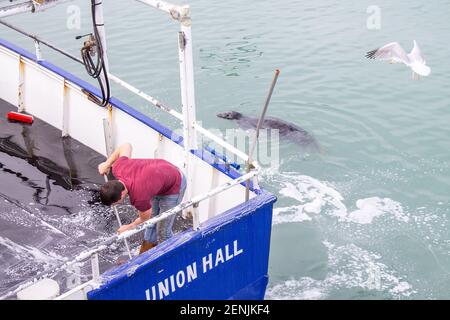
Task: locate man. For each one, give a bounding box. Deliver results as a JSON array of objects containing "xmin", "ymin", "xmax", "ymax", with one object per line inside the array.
[{"xmin": 98, "ymin": 143, "xmax": 186, "ymax": 254}]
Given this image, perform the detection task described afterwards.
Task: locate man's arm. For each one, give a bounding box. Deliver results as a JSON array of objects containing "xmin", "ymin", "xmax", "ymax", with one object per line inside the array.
[
  {"xmin": 117, "ymin": 208, "xmax": 152, "ymax": 234},
  {"xmin": 98, "ymin": 143, "xmax": 132, "ymax": 175}
]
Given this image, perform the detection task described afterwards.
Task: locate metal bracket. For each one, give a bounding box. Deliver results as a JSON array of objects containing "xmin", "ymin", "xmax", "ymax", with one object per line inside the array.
[
  {"xmin": 31, "ymin": 0, "xmax": 45, "ymax": 13},
  {"xmin": 178, "ymin": 32, "xmax": 186, "ymax": 50},
  {"xmin": 81, "ymin": 89, "xmax": 104, "ymax": 107},
  {"xmin": 169, "ymin": 5, "xmax": 191, "ymax": 26},
  {"xmin": 246, "ymin": 161, "xmax": 256, "ymax": 170},
  {"xmin": 34, "ymin": 40, "xmax": 43, "ymax": 61}
]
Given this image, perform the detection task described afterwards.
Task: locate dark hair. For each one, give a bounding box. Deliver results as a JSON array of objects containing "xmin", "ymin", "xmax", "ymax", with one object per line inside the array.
[{"xmin": 100, "ymin": 180, "xmax": 125, "ymax": 206}]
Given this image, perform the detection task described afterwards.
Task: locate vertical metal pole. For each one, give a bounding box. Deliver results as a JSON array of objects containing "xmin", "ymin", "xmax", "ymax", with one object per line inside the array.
[
  {"xmin": 18, "ymin": 57, "xmax": 25, "ymax": 112},
  {"xmin": 90, "ymin": 253, "xmax": 100, "ymax": 282},
  {"xmin": 62, "ymin": 80, "xmax": 70, "ymax": 137},
  {"xmin": 207, "ymin": 166, "xmax": 219, "ymax": 218},
  {"xmin": 66, "ymin": 264, "xmax": 82, "ymax": 289},
  {"xmin": 180, "ymin": 23, "xmax": 197, "ymax": 149},
  {"xmin": 178, "ymin": 31, "xmax": 189, "ymax": 153},
  {"xmin": 34, "ymin": 40, "xmax": 43, "ymax": 61},
  {"xmin": 96, "ymin": 3, "xmax": 128, "ymax": 257},
  {"xmin": 102, "ymin": 117, "xmax": 114, "ymax": 156},
  {"xmin": 103, "ymin": 119, "xmax": 132, "ymax": 259},
  {"xmin": 245, "ymin": 69, "xmax": 280, "ymax": 201},
  {"xmin": 178, "ymin": 10, "xmax": 199, "ymax": 229},
  {"xmin": 154, "ymin": 133, "xmax": 163, "ymax": 158}
]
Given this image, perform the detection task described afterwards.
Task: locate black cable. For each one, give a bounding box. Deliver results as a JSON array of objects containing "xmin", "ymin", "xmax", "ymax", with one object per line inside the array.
[
  {"xmin": 80, "ymin": 0, "xmax": 110, "ymax": 107},
  {"xmin": 92, "ymin": 0, "xmax": 110, "ymax": 108},
  {"xmin": 1, "ymin": 1, "xmax": 111, "ymax": 107}
]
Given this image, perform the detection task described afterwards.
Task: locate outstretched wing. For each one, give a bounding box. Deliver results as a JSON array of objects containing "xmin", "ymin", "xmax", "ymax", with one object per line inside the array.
[
  {"xmin": 409, "ymin": 40, "xmax": 425, "ymax": 64},
  {"xmin": 365, "ymin": 42, "xmax": 410, "ymax": 64}
]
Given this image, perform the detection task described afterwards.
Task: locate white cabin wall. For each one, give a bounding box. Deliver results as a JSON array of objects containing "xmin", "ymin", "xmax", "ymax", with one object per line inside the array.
[
  {"xmin": 0, "ymin": 47, "xmax": 19, "ymax": 106},
  {"xmin": 24, "ymin": 63, "xmax": 64, "ymax": 130},
  {"xmin": 65, "ymin": 87, "xmax": 109, "ymax": 155}
]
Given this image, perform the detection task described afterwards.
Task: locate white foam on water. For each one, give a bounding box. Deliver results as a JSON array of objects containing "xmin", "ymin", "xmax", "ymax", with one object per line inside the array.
[
  {"xmin": 265, "ymin": 241, "xmax": 416, "ymax": 300},
  {"xmin": 265, "ymin": 277, "xmax": 327, "ymax": 300},
  {"xmin": 273, "ymin": 206, "xmax": 312, "ymax": 224},
  {"xmin": 266, "ymin": 171, "xmax": 450, "ymax": 299},
  {"xmin": 272, "ymin": 175, "xmax": 347, "ymax": 225},
  {"xmin": 66, "ymin": 206, "xmax": 100, "ymax": 226},
  {"xmin": 271, "ymin": 172, "xmax": 409, "ymax": 225},
  {"xmin": 347, "ymin": 197, "xmax": 409, "ymax": 224}
]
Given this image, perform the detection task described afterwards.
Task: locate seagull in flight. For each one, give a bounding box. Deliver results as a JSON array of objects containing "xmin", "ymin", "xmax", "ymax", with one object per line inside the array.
[{"xmin": 366, "ymin": 40, "xmax": 431, "ymax": 80}]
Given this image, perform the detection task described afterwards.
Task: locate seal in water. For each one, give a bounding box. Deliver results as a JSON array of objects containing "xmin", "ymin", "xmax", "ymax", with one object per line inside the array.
[{"xmin": 217, "ymin": 111, "xmax": 320, "ymax": 152}]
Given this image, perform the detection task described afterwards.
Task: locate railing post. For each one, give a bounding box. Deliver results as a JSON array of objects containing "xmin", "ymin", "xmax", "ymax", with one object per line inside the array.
[
  {"xmin": 178, "ymin": 9, "xmax": 199, "ymax": 228},
  {"xmin": 91, "ymin": 253, "xmax": 100, "ymax": 282},
  {"xmin": 18, "ymin": 56, "xmax": 25, "ymax": 112},
  {"xmin": 180, "ymin": 23, "xmax": 197, "ymax": 149},
  {"xmin": 34, "ymin": 40, "xmax": 43, "ymax": 61},
  {"xmin": 62, "ymin": 80, "xmax": 70, "ymax": 137}
]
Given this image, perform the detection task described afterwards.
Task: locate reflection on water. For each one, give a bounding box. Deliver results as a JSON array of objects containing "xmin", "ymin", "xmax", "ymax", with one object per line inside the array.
[{"xmin": 200, "ymin": 34, "xmax": 264, "ymax": 76}]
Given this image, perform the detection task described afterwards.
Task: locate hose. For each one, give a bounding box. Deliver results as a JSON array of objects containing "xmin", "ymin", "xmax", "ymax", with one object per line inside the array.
[{"xmin": 80, "ymin": 0, "xmax": 110, "ymax": 107}]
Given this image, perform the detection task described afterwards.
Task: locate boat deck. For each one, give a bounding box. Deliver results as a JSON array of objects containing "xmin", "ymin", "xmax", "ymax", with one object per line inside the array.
[{"xmin": 0, "ymin": 98, "xmax": 190, "ymax": 296}]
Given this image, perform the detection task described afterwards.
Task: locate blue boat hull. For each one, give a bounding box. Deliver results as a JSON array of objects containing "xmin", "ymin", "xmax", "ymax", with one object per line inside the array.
[{"xmin": 88, "ymin": 191, "xmax": 276, "ymax": 300}]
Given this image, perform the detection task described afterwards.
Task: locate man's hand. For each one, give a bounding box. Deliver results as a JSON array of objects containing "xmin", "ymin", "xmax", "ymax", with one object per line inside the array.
[
  {"xmin": 117, "ymin": 224, "xmax": 132, "ymax": 234},
  {"xmin": 98, "ymin": 162, "xmax": 110, "ymax": 175},
  {"xmin": 116, "ymin": 209, "xmax": 151, "ymax": 235},
  {"xmin": 98, "ymin": 143, "xmax": 132, "ymax": 176}
]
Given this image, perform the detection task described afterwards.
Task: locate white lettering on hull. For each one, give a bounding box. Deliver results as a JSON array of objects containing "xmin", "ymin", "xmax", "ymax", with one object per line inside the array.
[{"xmin": 145, "ymin": 240, "xmax": 243, "ymax": 300}]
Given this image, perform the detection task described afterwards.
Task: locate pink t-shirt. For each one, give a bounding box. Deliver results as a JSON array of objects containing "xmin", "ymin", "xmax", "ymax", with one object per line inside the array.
[{"xmin": 112, "ymin": 157, "xmax": 181, "ymax": 212}]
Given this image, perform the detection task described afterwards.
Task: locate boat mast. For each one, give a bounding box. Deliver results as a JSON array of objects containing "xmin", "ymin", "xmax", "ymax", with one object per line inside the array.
[
  {"xmin": 137, "ymin": 1, "xmax": 199, "ymax": 228},
  {"xmin": 176, "ymin": 8, "xmax": 199, "ymax": 228}
]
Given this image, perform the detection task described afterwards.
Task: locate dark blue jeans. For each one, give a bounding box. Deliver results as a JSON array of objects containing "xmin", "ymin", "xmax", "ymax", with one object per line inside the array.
[{"xmin": 144, "ymin": 172, "xmax": 186, "ymax": 244}]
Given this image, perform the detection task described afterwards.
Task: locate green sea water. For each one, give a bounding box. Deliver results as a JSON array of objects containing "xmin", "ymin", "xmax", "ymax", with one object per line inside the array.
[{"xmin": 1, "ymin": 0, "xmax": 449, "ymax": 299}]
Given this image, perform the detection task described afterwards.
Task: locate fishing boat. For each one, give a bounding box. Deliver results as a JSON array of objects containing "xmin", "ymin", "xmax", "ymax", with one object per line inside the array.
[{"xmin": 0, "ymin": 0, "xmax": 276, "ymax": 300}]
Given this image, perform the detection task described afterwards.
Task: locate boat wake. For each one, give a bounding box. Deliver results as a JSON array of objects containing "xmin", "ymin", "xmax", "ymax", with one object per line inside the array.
[
  {"xmin": 262, "ymin": 170, "xmax": 450, "ymax": 299},
  {"xmin": 271, "ymin": 173, "xmax": 409, "ymax": 225},
  {"xmin": 265, "ymin": 241, "xmax": 415, "ymax": 300}
]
